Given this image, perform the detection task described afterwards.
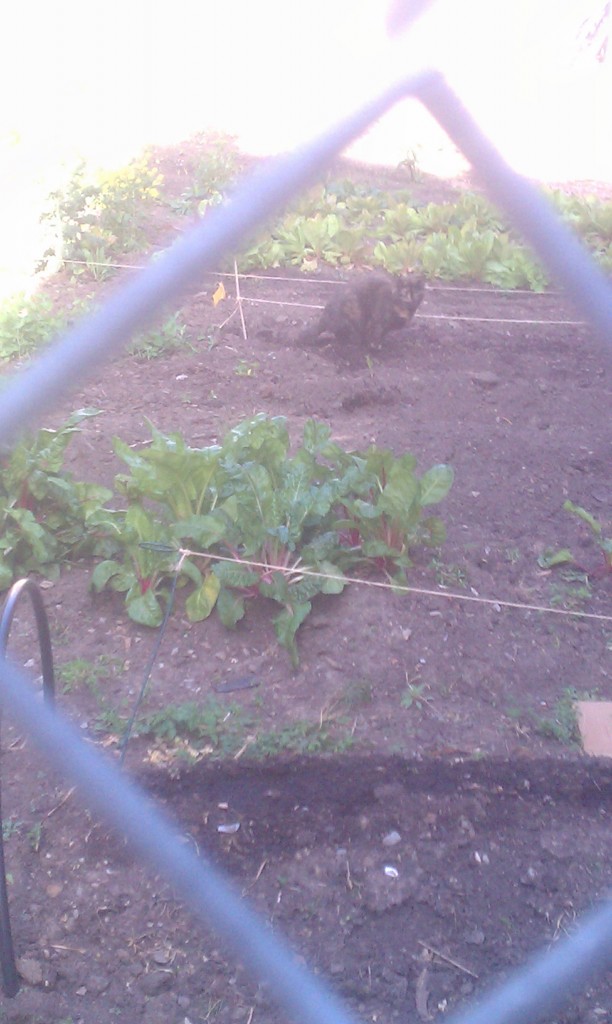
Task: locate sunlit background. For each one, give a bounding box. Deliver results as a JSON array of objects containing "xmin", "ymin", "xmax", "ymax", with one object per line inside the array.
[{"xmin": 1, "ymin": 0, "xmax": 610, "ymax": 294}]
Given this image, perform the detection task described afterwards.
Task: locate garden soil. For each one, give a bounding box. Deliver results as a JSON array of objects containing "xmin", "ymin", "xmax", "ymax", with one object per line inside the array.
[{"xmin": 0, "ymin": 153, "xmax": 611, "ymax": 1023}]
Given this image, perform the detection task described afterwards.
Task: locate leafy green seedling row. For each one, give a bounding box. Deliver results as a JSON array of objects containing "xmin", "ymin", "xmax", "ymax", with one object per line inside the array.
[
  {"xmin": 33, "ymin": 148, "xmax": 612, "ymax": 291},
  {"xmin": 0, "ymin": 412, "xmax": 452, "ymax": 667}
]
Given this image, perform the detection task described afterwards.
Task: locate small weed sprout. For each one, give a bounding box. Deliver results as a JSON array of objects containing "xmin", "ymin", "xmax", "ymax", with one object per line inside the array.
[
  {"xmin": 400, "ymin": 680, "xmax": 433, "ymax": 711},
  {"xmin": 430, "ymin": 558, "xmax": 468, "ymax": 590},
  {"xmin": 2, "ymin": 818, "xmax": 23, "ymax": 840},
  {"xmin": 58, "ymin": 655, "xmax": 122, "ymax": 696},
  {"xmin": 234, "ymin": 359, "xmax": 258, "ymax": 377},
  {"xmin": 340, "ymin": 679, "xmax": 374, "ymax": 709}
]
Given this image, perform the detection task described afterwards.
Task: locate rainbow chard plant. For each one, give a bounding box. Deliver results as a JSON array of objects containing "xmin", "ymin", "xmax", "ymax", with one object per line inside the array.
[
  {"xmin": 333, "ymin": 448, "xmax": 453, "ymax": 580},
  {"xmin": 90, "ymin": 415, "xmax": 453, "ymax": 666}
]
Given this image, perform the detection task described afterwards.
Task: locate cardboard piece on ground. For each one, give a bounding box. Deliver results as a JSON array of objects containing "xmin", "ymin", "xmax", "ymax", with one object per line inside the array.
[{"xmin": 575, "ymin": 701, "xmax": 612, "ymax": 758}]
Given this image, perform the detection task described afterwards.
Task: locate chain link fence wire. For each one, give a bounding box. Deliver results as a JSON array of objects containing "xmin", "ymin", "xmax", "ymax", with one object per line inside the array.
[{"xmin": 0, "ymin": 65, "xmax": 611, "ymax": 1023}]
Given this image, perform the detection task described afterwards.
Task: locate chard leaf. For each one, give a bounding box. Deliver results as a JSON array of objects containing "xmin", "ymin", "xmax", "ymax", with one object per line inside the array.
[
  {"xmin": 350, "ymin": 500, "xmax": 381, "ymax": 520},
  {"xmin": 273, "ymin": 600, "xmax": 312, "ymax": 668},
  {"xmin": 288, "ymin": 576, "xmax": 325, "ymax": 602},
  {"xmin": 185, "ymin": 573, "xmax": 220, "ymax": 622},
  {"xmin": 216, "ymin": 588, "xmax": 246, "ymax": 627},
  {"xmin": 362, "ymin": 539, "xmax": 398, "ymax": 558},
  {"xmin": 563, "ymin": 500, "xmax": 602, "ymax": 535},
  {"xmin": 178, "ymin": 558, "xmax": 203, "ymax": 587},
  {"xmin": 213, "ymin": 561, "xmax": 259, "ymax": 589},
  {"xmin": 379, "ymin": 468, "xmax": 420, "ymax": 520},
  {"xmin": 125, "ymin": 588, "xmax": 164, "ymax": 627},
  {"xmin": 91, "ymin": 559, "xmax": 124, "ymax": 592},
  {"xmin": 318, "ymin": 561, "xmax": 346, "ymax": 594},
  {"xmin": 420, "ymin": 465, "xmax": 454, "ymax": 506},
  {"xmin": 172, "ymin": 514, "xmax": 227, "ymax": 547},
  {"xmin": 537, "ymin": 548, "xmax": 574, "ymax": 569}
]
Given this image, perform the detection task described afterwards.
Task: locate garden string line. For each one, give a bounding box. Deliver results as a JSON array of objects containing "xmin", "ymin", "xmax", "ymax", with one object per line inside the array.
[
  {"xmin": 118, "ymin": 537, "xmax": 612, "ymax": 763},
  {"xmin": 236, "ymin": 295, "xmax": 584, "ymax": 326},
  {"xmin": 59, "ymin": 258, "xmax": 564, "ymax": 294},
  {"xmin": 176, "ymin": 546, "xmax": 612, "ymax": 624},
  {"xmin": 57, "ymin": 259, "xmax": 580, "ymax": 326}
]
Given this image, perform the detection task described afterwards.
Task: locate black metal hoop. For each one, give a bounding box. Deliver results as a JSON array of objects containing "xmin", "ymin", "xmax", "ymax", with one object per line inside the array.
[{"xmin": 0, "ymin": 578, "xmax": 56, "ymax": 997}]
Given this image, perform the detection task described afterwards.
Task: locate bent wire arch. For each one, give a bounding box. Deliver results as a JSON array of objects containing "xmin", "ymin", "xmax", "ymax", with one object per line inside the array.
[
  {"xmin": 0, "ymin": 578, "xmax": 56, "ymax": 996},
  {"xmin": 0, "ymin": 66, "xmax": 609, "ymax": 1024}
]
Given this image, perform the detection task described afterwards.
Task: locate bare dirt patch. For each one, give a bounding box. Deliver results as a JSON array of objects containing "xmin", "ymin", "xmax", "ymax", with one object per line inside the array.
[{"xmin": 1, "ymin": 752, "xmax": 611, "ymax": 1024}]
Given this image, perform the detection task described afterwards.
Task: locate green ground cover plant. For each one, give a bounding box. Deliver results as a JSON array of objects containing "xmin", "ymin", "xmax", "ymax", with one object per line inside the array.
[
  {"xmin": 0, "ymin": 291, "xmax": 67, "ymax": 362},
  {"xmin": 0, "ymin": 409, "xmax": 111, "ymax": 590}
]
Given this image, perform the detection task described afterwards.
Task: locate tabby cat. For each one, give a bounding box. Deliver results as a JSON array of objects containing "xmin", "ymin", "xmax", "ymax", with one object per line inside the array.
[{"xmin": 312, "ymin": 271, "xmax": 425, "ymax": 350}]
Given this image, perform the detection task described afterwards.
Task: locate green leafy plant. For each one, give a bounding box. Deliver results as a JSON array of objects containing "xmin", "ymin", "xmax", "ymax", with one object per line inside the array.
[
  {"xmin": 563, "ymin": 500, "xmax": 612, "ymax": 575},
  {"xmin": 27, "ymin": 821, "xmax": 43, "ymax": 853},
  {"xmin": 0, "ymin": 291, "xmax": 67, "ymax": 362},
  {"xmin": 236, "ymin": 186, "xmax": 612, "ymax": 288},
  {"xmin": 91, "ymin": 415, "xmax": 453, "ymax": 666},
  {"xmin": 334, "ymin": 448, "xmax": 453, "ymax": 581},
  {"xmin": 0, "ymin": 409, "xmax": 112, "ymax": 590},
  {"xmin": 104, "ymin": 697, "xmax": 352, "ymax": 760},
  {"xmin": 90, "ymin": 505, "xmax": 181, "ymax": 627},
  {"xmin": 129, "ymin": 312, "xmax": 189, "ymax": 359},
  {"xmin": 136, "ymin": 699, "xmax": 249, "ymax": 756},
  {"xmin": 58, "ymin": 655, "xmax": 122, "ymax": 696},
  {"xmin": 539, "ymin": 500, "xmax": 612, "ymax": 578},
  {"xmin": 250, "ymin": 716, "xmax": 354, "ymax": 756},
  {"xmin": 36, "ymin": 164, "xmax": 612, "ymax": 291},
  {"xmin": 39, "ymin": 158, "xmax": 163, "ymax": 277}
]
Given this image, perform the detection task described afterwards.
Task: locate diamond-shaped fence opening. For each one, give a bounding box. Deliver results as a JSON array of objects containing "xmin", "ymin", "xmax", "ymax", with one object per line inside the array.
[{"xmin": 0, "ymin": 65, "xmax": 611, "ymax": 1024}]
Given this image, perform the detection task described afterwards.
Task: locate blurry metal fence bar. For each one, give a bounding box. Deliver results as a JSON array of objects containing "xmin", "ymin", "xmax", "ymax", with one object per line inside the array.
[{"xmin": 0, "ymin": 67, "xmax": 611, "ymax": 1024}]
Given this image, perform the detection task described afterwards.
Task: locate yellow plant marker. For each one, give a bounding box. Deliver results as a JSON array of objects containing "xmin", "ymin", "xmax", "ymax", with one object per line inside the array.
[{"xmin": 212, "ymin": 282, "xmax": 226, "ymax": 307}]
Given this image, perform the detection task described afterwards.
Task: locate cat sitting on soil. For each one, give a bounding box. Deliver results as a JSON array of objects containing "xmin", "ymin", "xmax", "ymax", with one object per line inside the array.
[{"xmin": 308, "ymin": 271, "xmax": 425, "ymax": 350}]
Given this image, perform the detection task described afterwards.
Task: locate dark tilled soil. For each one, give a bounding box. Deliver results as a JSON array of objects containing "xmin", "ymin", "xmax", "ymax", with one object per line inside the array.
[
  {"xmin": 0, "ymin": 153, "xmax": 611, "ymax": 1023},
  {"xmin": 1, "ymin": 753, "xmax": 611, "ymax": 1024}
]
